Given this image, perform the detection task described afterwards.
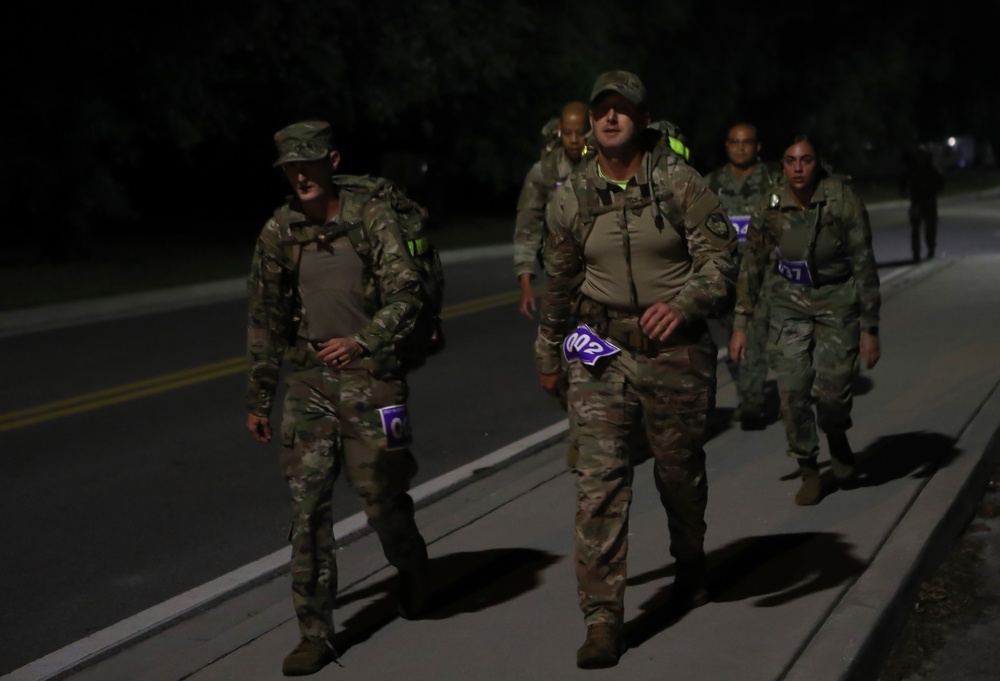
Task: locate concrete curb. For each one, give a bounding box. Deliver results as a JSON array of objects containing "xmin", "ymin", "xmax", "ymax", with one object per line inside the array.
[
  {"xmin": 784, "ymin": 377, "xmax": 1000, "ymax": 681},
  {"xmin": 0, "ymin": 420, "xmax": 567, "ymax": 681},
  {"xmin": 0, "ymin": 245, "xmax": 516, "ymax": 339}
]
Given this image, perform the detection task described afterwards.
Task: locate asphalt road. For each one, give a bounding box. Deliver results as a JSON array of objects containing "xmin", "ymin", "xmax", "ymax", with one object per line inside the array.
[{"xmin": 1, "ymin": 190, "xmax": 998, "ymax": 675}]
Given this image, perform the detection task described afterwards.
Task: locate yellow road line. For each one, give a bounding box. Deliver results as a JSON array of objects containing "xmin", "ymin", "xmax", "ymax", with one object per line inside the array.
[{"xmin": 0, "ymin": 290, "xmax": 530, "ymax": 433}]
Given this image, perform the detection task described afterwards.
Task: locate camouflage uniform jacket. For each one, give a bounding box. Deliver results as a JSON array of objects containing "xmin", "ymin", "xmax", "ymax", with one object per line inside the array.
[
  {"xmin": 245, "ymin": 179, "xmax": 425, "ymax": 416},
  {"xmin": 734, "ymin": 175, "xmax": 880, "ymax": 332},
  {"xmin": 704, "ymin": 162, "xmax": 776, "ymax": 224},
  {"xmin": 534, "ymin": 146, "xmax": 737, "ymax": 375},
  {"xmin": 513, "ymin": 148, "xmax": 582, "ymax": 278}
]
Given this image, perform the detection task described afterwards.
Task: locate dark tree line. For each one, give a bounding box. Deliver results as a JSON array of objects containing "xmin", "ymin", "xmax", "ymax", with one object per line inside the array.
[{"xmin": 2, "ymin": 0, "xmax": 996, "ymax": 260}]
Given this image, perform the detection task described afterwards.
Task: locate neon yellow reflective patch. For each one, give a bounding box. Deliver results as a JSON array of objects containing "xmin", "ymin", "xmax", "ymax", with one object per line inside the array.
[
  {"xmin": 669, "ymin": 136, "xmax": 691, "ymax": 160},
  {"xmin": 406, "ymin": 238, "xmax": 430, "ymax": 257}
]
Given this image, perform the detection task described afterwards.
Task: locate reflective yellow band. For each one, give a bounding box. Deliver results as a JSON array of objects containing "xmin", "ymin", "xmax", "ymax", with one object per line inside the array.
[
  {"xmin": 669, "ymin": 136, "xmax": 691, "ymax": 161},
  {"xmin": 407, "ymin": 238, "xmax": 430, "ymax": 257}
]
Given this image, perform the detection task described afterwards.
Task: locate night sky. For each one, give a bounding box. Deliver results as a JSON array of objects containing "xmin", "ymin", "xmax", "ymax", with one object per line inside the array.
[{"xmin": 2, "ymin": 0, "xmax": 997, "ymax": 255}]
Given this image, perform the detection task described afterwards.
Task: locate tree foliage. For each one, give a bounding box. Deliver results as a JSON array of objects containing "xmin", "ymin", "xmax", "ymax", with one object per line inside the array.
[{"xmin": 1, "ymin": 0, "xmax": 995, "ymax": 259}]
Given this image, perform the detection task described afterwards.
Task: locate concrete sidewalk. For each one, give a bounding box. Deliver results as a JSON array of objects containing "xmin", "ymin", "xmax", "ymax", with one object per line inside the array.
[{"xmin": 14, "ymin": 254, "xmax": 1000, "ymax": 681}]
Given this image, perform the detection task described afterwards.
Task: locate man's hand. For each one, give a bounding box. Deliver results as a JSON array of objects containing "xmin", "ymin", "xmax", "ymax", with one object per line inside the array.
[
  {"xmin": 247, "ymin": 413, "xmax": 271, "ymax": 443},
  {"xmin": 640, "ymin": 302, "xmax": 683, "ymax": 341},
  {"xmin": 538, "ymin": 371, "xmax": 566, "ymax": 397},
  {"xmin": 518, "ymin": 274, "xmax": 537, "ymax": 319},
  {"xmin": 316, "ymin": 337, "xmax": 364, "ymax": 368},
  {"xmin": 861, "ymin": 331, "xmax": 881, "ymax": 369},
  {"xmin": 729, "ymin": 330, "xmax": 748, "ymax": 364}
]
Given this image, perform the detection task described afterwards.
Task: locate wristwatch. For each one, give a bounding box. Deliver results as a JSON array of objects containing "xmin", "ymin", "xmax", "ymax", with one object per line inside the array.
[{"xmin": 862, "ymin": 325, "xmax": 879, "ymax": 337}]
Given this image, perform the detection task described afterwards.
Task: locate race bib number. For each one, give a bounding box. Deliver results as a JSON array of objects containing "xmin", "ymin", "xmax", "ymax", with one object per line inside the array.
[
  {"xmin": 378, "ymin": 405, "xmax": 412, "ymax": 450},
  {"xmin": 775, "ymin": 248, "xmax": 813, "ymax": 285},
  {"xmin": 731, "ymin": 215, "xmax": 751, "ymax": 242},
  {"xmin": 563, "ymin": 325, "xmax": 621, "ymax": 366}
]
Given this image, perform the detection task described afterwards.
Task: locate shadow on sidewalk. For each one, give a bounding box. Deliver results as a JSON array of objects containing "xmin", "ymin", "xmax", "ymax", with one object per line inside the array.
[
  {"xmin": 708, "ymin": 379, "xmax": 781, "ymax": 440},
  {"xmin": 335, "ymin": 548, "xmax": 561, "ymax": 655},
  {"xmin": 625, "ymin": 532, "xmax": 865, "ymax": 649},
  {"xmin": 776, "ymin": 431, "xmax": 958, "ymax": 502},
  {"xmin": 853, "ymin": 431, "xmax": 959, "ymax": 486}
]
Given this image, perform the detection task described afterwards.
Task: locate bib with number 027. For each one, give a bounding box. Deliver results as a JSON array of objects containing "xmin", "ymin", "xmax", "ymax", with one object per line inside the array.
[
  {"xmin": 774, "ymin": 247, "xmax": 813, "ymax": 286},
  {"xmin": 378, "ymin": 404, "xmax": 412, "ymax": 450},
  {"xmin": 563, "ymin": 325, "xmax": 622, "ymax": 366},
  {"xmin": 731, "ymin": 215, "xmax": 751, "ymax": 242}
]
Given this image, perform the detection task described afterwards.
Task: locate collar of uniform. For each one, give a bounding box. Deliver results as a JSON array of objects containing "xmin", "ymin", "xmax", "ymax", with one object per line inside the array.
[
  {"xmin": 285, "ymin": 198, "xmax": 341, "ymax": 227},
  {"xmin": 775, "ymin": 176, "xmax": 829, "ymax": 209},
  {"xmin": 591, "ymin": 154, "xmax": 646, "ymax": 190}
]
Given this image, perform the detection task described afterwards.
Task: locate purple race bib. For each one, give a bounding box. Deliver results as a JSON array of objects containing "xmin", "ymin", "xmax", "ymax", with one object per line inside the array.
[
  {"xmin": 563, "ymin": 325, "xmax": 621, "ymax": 366},
  {"xmin": 378, "ymin": 405, "xmax": 412, "ymax": 450},
  {"xmin": 775, "ymin": 248, "xmax": 813, "ymax": 285},
  {"xmin": 731, "ymin": 215, "xmax": 751, "ymax": 242}
]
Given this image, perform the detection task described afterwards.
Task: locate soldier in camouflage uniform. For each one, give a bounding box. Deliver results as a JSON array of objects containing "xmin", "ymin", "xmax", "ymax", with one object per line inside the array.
[
  {"xmin": 245, "ymin": 121, "xmax": 430, "ymax": 676},
  {"xmin": 704, "ymin": 123, "xmax": 776, "ymax": 430},
  {"xmin": 535, "ymin": 71, "xmax": 736, "ymax": 669},
  {"xmin": 515, "ymin": 101, "xmax": 591, "ymax": 319},
  {"xmin": 731, "ymin": 135, "xmax": 881, "ymax": 506}
]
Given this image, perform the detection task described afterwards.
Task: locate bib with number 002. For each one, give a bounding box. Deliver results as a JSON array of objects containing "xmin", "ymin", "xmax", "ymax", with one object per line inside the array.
[
  {"xmin": 731, "ymin": 215, "xmax": 751, "ymax": 242},
  {"xmin": 378, "ymin": 404, "xmax": 412, "ymax": 450},
  {"xmin": 774, "ymin": 247, "xmax": 813, "ymax": 285},
  {"xmin": 563, "ymin": 325, "xmax": 621, "ymax": 366}
]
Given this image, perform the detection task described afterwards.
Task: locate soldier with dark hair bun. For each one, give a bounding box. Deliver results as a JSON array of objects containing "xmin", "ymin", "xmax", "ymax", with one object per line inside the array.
[{"xmin": 731, "ymin": 135, "xmax": 881, "ymax": 506}]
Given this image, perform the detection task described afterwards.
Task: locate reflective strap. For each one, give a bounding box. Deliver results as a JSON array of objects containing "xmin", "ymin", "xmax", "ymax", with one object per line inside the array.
[
  {"xmin": 406, "ymin": 238, "xmax": 430, "ymax": 257},
  {"xmin": 669, "ymin": 136, "xmax": 690, "ymax": 161}
]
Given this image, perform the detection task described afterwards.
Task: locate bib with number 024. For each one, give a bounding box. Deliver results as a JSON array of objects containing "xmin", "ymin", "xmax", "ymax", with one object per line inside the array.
[
  {"xmin": 378, "ymin": 404, "xmax": 412, "ymax": 450},
  {"xmin": 731, "ymin": 215, "xmax": 751, "ymax": 242},
  {"xmin": 563, "ymin": 325, "xmax": 622, "ymax": 366}
]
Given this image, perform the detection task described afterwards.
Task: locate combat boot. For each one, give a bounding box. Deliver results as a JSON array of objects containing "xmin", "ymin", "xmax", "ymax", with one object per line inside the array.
[
  {"xmin": 795, "ymin": 458, "xmax": 822, "ymax": 506},
  {"xmin": 576, "ymin": 622, "xmax": 625, "ymax": 669},
  {"xmin": 827, "ymin": 432, "xmax": 856, "ymax": 483},
  {"xmin": 396, "ymin": 551, "xmax": 430, "ymax": 620},
  {"xmin": 282, "ymin": 637, "xmax": 337, "ymax": 676},
  {"xmin": 668, "ymin": 555, "xmax": 710, "ymax": 610}
]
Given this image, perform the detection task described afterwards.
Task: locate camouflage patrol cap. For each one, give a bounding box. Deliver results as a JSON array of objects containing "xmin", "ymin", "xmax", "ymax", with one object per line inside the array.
[
  {"xmin": 590, "ymin": 71, "xmax": 647, "ymax": 107},
  {"xmin": 272, "ymin": 120, "xmax": 334, "ymax": 167}
]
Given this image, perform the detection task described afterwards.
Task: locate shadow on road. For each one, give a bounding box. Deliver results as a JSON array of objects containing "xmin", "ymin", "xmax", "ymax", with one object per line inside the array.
[
  {"xmin": 335, "ymin": 548, "xmax": 561, "ymax": 654},
  {"xmin": 625, "ymin": 532, "xmax": 865, "ymax": 649}
]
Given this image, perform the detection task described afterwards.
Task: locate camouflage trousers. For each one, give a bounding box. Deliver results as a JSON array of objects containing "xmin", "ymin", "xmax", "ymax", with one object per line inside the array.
[
  {"xmin": 725, "ymin": 279, "xmax": 771, "ymax": 417},
  {"xmin": 909, "ymin": 200, "xmax": 938, "ymax": 257},
  {"xmin": 768, "ymin": 279, "xmax": 861, "ymax": 461},
  {"xmin": 280, "ymin": 350, "xmax": 426, "ymax": 642},
  {"xmin": 567, "ymin": 325, "xmax": 716, "ymax": 626}
]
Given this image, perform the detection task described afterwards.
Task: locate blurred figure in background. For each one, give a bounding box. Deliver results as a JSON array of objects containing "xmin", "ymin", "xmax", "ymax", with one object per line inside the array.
[
  {"xmin": 514, "ymin": 101, "xmax": 591, "ymax": 319},
  {"xmin": 900, "ymin": 144, "xmax": 943, "ymax": 261},
  {"xmin": 704, "ymin": 122, "xmax": 776, "ymax": 430}
]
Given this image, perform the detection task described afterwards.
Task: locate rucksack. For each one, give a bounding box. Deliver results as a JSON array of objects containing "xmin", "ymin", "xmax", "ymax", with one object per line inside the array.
[
  {"xmin": 563, "ymin": 126, "xmax": 717, "ymax": 314},
  {"xmin": 274, "ymin": 174, "xmax": 445, "ymax": 371},
  {"xmin": 539, "ymin": 116, "xmax": 562, "ymax": 156},
  {"xmin": 342, "ymin": 175, "xmax": 445, "ymax": 368},
  {"xmin": 571, "ymin": 125, "xmax": 691, "ymax": 253}
]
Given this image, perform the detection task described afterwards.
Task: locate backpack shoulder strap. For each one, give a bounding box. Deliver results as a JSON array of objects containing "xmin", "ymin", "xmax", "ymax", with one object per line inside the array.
[
  {"xmin": 567, "ymin": 157, "xmax": 623, "ymax": 252},
  {"xmin": 271, "ymin": 202, "xmax": 309, "ymax": 273},
  {"xmin": 647, "ymin": 146, "xmax": 687, "ymax": 235}
]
